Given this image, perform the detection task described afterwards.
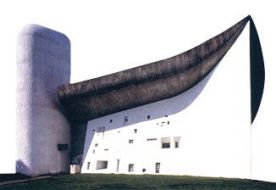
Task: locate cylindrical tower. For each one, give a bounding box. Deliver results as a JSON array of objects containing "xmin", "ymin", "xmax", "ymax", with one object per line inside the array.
[{"xmin": 16, "ymin": 25, "xmax": 71, "ymax": 176}]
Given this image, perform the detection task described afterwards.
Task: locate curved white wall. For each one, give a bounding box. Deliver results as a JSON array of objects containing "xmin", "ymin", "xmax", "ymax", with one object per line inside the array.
[
  {"xmin": 16, "ymin": 25, "xmax": 71, "ymax": 176},
  {"xmin": 82, "ymin": 25, "xmax": 251, "ymax": 179}
]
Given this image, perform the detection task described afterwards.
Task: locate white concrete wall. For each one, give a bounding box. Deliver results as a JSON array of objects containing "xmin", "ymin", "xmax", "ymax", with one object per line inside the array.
[
  {"xmin": 16, "ymin": 25, "xmax": 71, "ymax": 176},
  {"xmin": 82, "ymin": 25, "xmax": 251, "ymax": 178}
]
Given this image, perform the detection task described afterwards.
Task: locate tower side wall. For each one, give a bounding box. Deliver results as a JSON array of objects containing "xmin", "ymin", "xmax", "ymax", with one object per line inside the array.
[{"xmin": 16, "ymin": 25, "xmax": 71, "ymax": 176}]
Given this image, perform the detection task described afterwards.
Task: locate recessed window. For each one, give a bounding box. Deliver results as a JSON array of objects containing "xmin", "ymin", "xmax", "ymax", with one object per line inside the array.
[
  {"xmin": 57, "ymin": 144, "xmax": 68, "ymax": 151},
  {"xmin": 174, "ymin": 137, "xmax": 181, "ymax": 148},
  {"xmin": 92, "ymin": 149, "xmax": 95, "ymax": 154},
  {"xmin": 165, "ymin": 115, "xmax": 168, "ymax": 117},
  {"xmin": 147, "ymin": 115, "xmax": 151, "ymax": 119},
  {"xmin": 110, "ymin": 119, "xmax": 113, "ymax": 123},
  {"xmin": 104, "ymin": 149, "xmax": 109, "ymax": 151},
  {"xmin": 161, "ymin": 137, "xmax": 170, "ymax": 148},
  {"xmin": 147, "ymin": 138, "xmax": 157, "ymax": 141},
  {"xmin": 96, "ymin": 160, "xmax": 108, "ymax": 170},
  {"xmin": 124, "ymin": 116, "xmax": 128, "ymax": 124},
  {"xmin": 167, "ymin": 121, "xmax": 170, "ymax": 125},
  {"xmin": 129, "ymin": 139, "xmax": 134, "ymax": 144},
  {"xmin": 142, "ymin": 168, "xmax": 146, "ymax": 173},
  {"xmin": 97, "ymin": 126, "xmax": 105, "ymax": 133},
  {"xmin": 155, "ymin": 163, "xmax": 160, "ymax": 173},
  {"xmin": 134, "ymin": 129, "xmax": 137, "ymax": 133},
  {"xmin": 87, "ymin": 162, "xmax": 91, "ymax": 170},
  {"xmin": 128, "ymin": 164, "xmax": 134, "ymax": 172},
  {"xmin": 162, "ymin": 143, "xmax": 170, "ymax": 148},
  {"xmin": 95, "ymin": 143, "xmax": 98, "ymax": 147}
]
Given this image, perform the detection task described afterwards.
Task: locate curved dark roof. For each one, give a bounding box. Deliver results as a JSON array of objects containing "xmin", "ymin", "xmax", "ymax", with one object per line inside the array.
[{"xmin": 58, "ymin": 16, "xmax": 263, "ymax": 123}]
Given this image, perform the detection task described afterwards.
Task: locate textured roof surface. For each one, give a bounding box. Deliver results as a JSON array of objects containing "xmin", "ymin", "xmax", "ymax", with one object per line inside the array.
[{"xmin": 58, "ymin": 16, "xmax": 254, "ymax": 123}]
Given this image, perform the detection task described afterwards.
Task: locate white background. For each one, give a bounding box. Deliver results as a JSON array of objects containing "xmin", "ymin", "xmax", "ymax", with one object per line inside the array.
[{"xmin": 0, "ymin": 0, "xmax": 275, "ymax": 181}]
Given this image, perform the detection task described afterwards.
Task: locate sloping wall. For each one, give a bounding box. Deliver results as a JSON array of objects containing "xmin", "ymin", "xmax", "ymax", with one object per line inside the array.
[{"xmin": 82, "ymin": 24, "xmax": 251, "ymax": 178}]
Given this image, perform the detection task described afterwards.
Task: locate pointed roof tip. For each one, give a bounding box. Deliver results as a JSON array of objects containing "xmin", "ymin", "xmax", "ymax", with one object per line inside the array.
[{"xmin": 247, "ymin": 15, "xmax": 253, "ymax": 22}]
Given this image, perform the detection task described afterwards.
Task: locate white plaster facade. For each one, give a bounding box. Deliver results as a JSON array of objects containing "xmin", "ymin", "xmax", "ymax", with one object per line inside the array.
[{"xmin": 82, "ymin": 25, "xmax": 252, "ymax": 178}]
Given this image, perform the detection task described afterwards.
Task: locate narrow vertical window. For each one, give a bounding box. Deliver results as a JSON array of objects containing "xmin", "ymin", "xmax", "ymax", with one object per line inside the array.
[
  {"xmin": 155, "ymin": 163, "xmax": 160, "ymax": 173},
  {"xmin": 87, "ymin": 162, "xmax": 91, "ymax": 170},
  {"xmin": 124, "ymin": 116, "xmax": 128, "ymax": 124},
  {"xmin": 128, "ymin": 164, "xmax": 134, "ymax": 172},
  {"xmin": 174, "ymin": 137, "xmax": 181, "ymax": 148},
  {"xmin": 147, "ymin": 115, "xmax": 151, "ymax": 119},
  {"xmin": 116, "ymin": 159, "xmax": 120, "ymax": 172}
]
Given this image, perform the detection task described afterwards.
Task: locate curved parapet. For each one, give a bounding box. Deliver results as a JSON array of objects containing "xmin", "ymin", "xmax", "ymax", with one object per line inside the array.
[
  {"xmin": 58, "ymin": 16, "xmax": 264, "ymax": 124},
  {"xmin": 16, "ymin": 25, "xmax": 71, "ymax": 176}
]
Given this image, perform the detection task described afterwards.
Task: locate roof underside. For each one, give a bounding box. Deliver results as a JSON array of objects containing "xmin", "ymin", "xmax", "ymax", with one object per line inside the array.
[{"xmin": 58, "ymin": 16, "xmax": 250, "ymax": 123}]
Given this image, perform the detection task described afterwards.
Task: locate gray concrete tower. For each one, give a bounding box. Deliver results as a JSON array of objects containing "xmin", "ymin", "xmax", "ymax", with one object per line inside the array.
[{"xmin": 16, "ymin": 25, "xmax": 71, "ymax": 176}]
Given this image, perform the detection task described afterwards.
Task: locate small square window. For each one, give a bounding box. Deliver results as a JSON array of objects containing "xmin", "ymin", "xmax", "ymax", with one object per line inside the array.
[
  {"xmin": 129, "ymin": 139, "xmax": 134, "ymax": 144},
  {"xmin": 147, "ymin": 115, "xmax": 151, "ymax": 119},
  {"xmin": 57, "ymin": 144, "xmax": 68, "ymax": 151},
  {"xmin": 124, "ymin": 116, "xmax": 128, "ymax": 124},
  {"xmin": 110, "ymin": 119, "xmax": 113, "ymax": 123},
  {"xmin": 96, "ymin": 160, "xmax": 108, "ymax": 170},
  {"xmin": 95, "ymin": 143, "xmax": 98, "ymax": 147},
  {"xmin": 134, "ymin": 129, "xmax": 137, "ymax": 133},
  {"xmin": 161, "ymin": 137, "xmax": 170, "ymax": 149},
  {"xmin": 142, "ymin": 168, "xmax": 146, "ymax": 172}
]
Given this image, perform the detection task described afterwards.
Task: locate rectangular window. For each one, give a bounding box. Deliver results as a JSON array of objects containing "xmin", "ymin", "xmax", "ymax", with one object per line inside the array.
[
  {"xmin": 155, "ymin": 163, "xmax": 160, "ymax": 173},
  {"xmin": 97, "ymin": 126, "xmax": 105, "ymax": 133},
  {"xmin": 134, "ymin": 129, "xmax": 137, "ymax": 133},
  {"xmin": 161, "ymin": 137, "xmax": 170, "ymax": 148},
  {"xmin": 96, "ymin": 160, "xmax": 108, "ymax": 170},
  {"xmin": 128, "ymin": 164, "xmax": 134, "ymax": 172},
  {"xmin": 162, "ymin": 143, "xmax": 170, "ymax": 148},
  {"xmin": 147, "ymin": 138, "xmax": 157, "ymax": 141},
  {"xmin": 57, "ymin": 144, "xmax": 68, "ymax": 151},
  {"xmin": 129, "ymin": 139, "xmax": 134, "ymax": 144},
  {"xmin": 147, "ymin": 115, "xmax": 151, "ymax": 119},
  {"xmin": 87, "ymin": 162, "xmax": 91, "ymax": 170}
]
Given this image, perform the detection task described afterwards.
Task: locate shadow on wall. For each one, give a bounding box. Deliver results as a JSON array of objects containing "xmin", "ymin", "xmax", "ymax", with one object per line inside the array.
[
  {"xmin": 82, "ymin": 68, "xmax": 216, "ymax": 162},
  {"xmin": 16, "ymin": 159, "xmax": 31, "ymax": 176}
]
